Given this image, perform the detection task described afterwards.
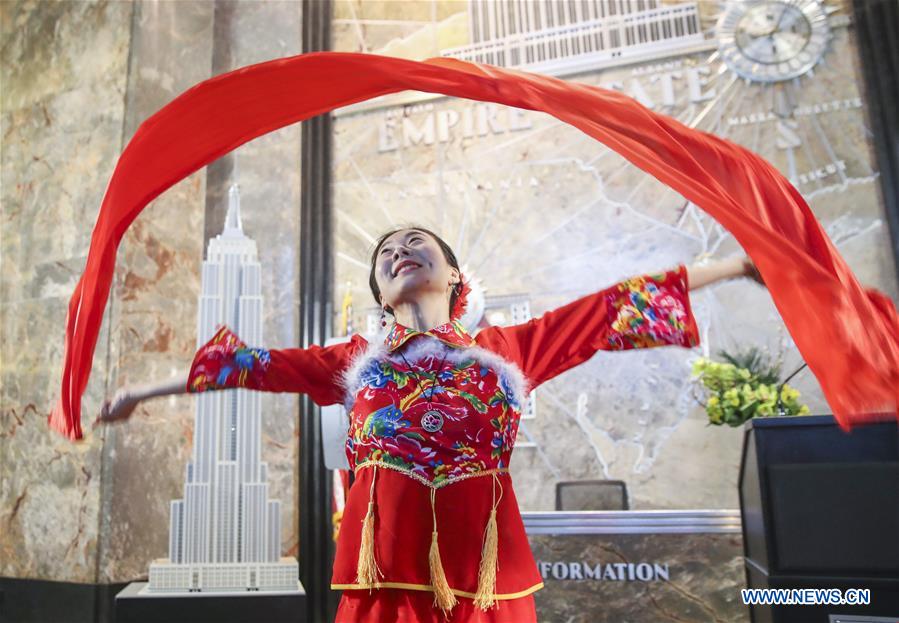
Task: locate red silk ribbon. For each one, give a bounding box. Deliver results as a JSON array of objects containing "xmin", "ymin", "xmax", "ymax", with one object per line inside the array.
[{"xmin": 51, "ymin": 52, "xmax": 898, "ymax": 440}]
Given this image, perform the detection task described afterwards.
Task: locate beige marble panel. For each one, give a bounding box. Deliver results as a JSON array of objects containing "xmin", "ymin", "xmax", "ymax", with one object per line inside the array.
[
  {"xmin": 335, "ymin": 0, "xmax": 466, "ymax": 22},
  {"xmin": 1, "ymin": 0, "xmax": 132, "ymax": 582},
  {"xmin": 333, "ymin": 0, "xmax": 467, "ymax": 57},
  {"xmin": 95, "ymin": 0, "xmax": 214, "ymax": 584}
]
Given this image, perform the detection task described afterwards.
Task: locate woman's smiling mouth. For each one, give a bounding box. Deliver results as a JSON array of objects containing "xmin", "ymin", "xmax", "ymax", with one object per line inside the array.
[{"xmin": 393, "ymin": 261, "xmax": 421, "ymax": 277}]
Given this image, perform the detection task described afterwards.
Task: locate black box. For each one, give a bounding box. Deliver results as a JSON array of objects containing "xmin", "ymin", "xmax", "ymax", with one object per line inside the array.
[{"xmin": 739, "ymin": 415, "xmax": 899, "ymax": 623}]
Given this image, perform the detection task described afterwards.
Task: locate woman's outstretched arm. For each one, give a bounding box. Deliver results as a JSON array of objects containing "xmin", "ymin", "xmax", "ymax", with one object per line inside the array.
[
  {"xmin": 687, "ymin": 256, "xmax": 762, "ymax": 290},
  {"xmin": 183, "ymin": 325, "xmax": 366, "ymax": 402},
  {"xmin": 476, "ymin": 256, "xmax": 763, "ymax": 391},
  {"xmin": 94, "ymin": 325, "xmax": 368, "ymax": 430},
  {"xmin": 94, "ymin": 374, "xmax": 189, "ymax": 430}
]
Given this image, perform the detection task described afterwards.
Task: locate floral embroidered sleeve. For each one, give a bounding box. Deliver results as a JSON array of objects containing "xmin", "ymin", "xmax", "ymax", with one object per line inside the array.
[
  {"xmin": 186, "ymin": 324, "xmax": 368, "ymax": 406},
  {"xmin": 476, "ymin": 264, "xmax": 699, "ymax": 389}
]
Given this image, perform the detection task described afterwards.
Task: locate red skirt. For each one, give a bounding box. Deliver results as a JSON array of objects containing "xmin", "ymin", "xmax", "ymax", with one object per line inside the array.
[{"xmin": 335, "ymin": 588, "xmax": 537, "ymax": 622}]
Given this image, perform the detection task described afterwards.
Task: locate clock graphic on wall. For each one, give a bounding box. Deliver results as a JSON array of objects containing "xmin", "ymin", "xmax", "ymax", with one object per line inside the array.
[
  {"xmin": 717, "ymin": 0, "xmax": 832, "ymax": 83},
  {"xmin": 331, "ymin": 0, "xmax": 878, "ymax": 508}
]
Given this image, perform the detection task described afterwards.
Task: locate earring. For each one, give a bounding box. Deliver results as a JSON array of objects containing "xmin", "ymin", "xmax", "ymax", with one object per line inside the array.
[{"xmin": 380, "ymin": 307, "xmax": 388, "ymax": 328}]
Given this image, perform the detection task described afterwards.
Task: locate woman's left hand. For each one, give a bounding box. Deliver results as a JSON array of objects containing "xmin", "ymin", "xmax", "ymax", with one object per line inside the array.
[{"xmin": 741, "ymin": 256, "xmax": 765, "ymax": 287}]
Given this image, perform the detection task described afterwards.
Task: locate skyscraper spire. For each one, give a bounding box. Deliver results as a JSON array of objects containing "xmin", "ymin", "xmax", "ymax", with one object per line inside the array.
[{"xmin": 223, "ymin": 183, "xmax": 243, "ymax": 236}]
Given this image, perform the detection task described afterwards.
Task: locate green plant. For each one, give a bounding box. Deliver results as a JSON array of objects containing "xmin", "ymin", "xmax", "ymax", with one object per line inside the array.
[{"xmin": 691, "ymin": 348, "xmax": 810, "ymax": 427}]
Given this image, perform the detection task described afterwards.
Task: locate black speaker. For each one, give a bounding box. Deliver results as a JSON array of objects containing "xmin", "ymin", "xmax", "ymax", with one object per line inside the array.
[
  {"xmin": 739, "ymin": 415, "xmax": 899, "ymax": 623},
  {"xmin": 769, "ymin": 462, "xmax": 899, "ymax": 573}
]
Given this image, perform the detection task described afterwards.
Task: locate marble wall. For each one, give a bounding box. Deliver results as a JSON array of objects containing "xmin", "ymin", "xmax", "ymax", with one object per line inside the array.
[
  {"xmin": 328, "ymin": 0, "xmax": 899, "ymax": 514},
  {"xmin": 333, "ymin": 0, "xmax": 467, "ymax": 57},
  {"xmin": 1, "ymin": 0, "xmax": 304, "ymax": 584},
  {"xmin": 2, "ymin": 0, "xmax": 133, "ymax": 584}
]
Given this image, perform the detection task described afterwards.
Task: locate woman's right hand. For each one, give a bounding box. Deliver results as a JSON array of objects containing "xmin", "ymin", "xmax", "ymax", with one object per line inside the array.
[
  {"xmin": 741, "ymin": 256, "xmax": 766, "ymax": 288},
  {"xmin": 93, "ymin": 387, "xmax": 142, "ymax": 430}
]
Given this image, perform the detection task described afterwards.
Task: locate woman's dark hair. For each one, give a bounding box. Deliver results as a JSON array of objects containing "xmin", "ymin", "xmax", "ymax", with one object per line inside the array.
[{"xmin": 369, "ymin": 224, "xmax": 461, "ymax": 317}]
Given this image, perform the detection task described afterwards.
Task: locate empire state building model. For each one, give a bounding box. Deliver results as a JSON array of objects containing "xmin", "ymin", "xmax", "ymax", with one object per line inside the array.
[{"xmin": 148, "ymin": 185, "xmax": 299, "ymax": 592}]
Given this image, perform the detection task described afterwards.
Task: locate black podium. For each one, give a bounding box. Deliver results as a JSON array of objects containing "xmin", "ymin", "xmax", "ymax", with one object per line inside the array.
[
  {"xmin": 115, "ymin": 581, "xmax": 306, "ymax": 623},
  {"xmin": 739, "ymin": 415, "xmax": 899, "ymax": 623}
]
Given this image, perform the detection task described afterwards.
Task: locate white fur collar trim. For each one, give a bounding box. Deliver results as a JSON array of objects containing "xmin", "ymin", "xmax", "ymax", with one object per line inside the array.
[
  {"xmin": 336, "ymin": 336, "xmax": 388, "ymax": 412},
  {"xmin": 337, "ymin": 334, "xmax": 531, "ymax": 412}
]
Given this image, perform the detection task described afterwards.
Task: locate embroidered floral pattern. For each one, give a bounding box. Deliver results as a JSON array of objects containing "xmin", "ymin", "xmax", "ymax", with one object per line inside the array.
[
  {"xmin": 605, "ymin": 267, "xmax": 698, "ymax": 350},
  {"xmin": 487, "ymin": 373, "xmax": 521, "ymax": 468},
  {"xmin": 349, "ymin": 322, "xmax": 520, "ymax": 487},
  {"xmin": 384, "ymin": 318, "xmax": 476, "ymax": 352},
  {"xmin": 348, "ymin": 268, "xmax": 694, "ymax": 487},
  {"xmin": 187, "ymin": 325, "xmax": 271, "ymax": 392}
]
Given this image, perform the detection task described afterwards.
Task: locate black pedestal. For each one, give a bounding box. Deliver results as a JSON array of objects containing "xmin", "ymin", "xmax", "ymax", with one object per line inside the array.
[
  {"xmin": 114, "ymin": 582, "xmax": 306, "ymax": 623},
  {"xmin": 739, "ymin": 415, "xmax": 899, "ymax": 623}
]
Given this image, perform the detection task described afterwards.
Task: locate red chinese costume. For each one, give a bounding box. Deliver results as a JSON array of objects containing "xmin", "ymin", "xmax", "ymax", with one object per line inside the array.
[{"xmin": 185, "ymin": 265, "xmax": 699, "ymax": 621}]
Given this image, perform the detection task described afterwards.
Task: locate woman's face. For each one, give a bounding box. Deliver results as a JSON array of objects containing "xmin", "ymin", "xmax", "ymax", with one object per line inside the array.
[{"xmin": 375, "ymin": 229, "xmax": 458, "ymax": 311}]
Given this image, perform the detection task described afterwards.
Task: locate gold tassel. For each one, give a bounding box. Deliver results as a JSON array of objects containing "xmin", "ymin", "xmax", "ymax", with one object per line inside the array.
[
  {"xmin": 473, "ymin": 508, "xmax": 499, "ymax": 610},
  {"xmin": 428, "ymin": 487, "xmax": 458, "ymax": 614},
  {"xmin": 474, "ymin": 473, "xmax": 504, "ymax": 611},
  {"xmin": 356, "ymin": 466, "xmax": 383, "ymax": 586}
]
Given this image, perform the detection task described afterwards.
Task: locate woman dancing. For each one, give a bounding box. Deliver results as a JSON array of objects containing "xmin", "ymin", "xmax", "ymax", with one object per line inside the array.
[{"xmin": 97, "ymin": 224, "xmax": 762, "ymax": 622}]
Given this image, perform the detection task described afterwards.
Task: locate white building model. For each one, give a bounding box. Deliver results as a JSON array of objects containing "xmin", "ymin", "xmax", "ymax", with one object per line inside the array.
[{"xmin": 148, "ymin": 184, "xmax": 299, "ymax": 593}]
